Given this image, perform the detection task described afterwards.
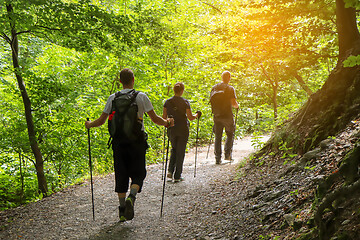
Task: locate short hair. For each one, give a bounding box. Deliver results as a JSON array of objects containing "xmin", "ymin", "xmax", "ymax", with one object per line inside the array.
[
  {"xmin": 173, "ymin": 82, "xmax": 185, "ymax": 94},
  {"xmin": 221, "ymin": 71, "xmax": 231, "ymax": 83},
  {"xmin": 120, "ymin": 68, "xmax": 134, "ymax": 85}
]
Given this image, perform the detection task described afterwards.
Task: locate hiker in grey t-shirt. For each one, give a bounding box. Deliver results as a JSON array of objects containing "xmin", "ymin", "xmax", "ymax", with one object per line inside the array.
[{"xmin": 85, "ymin": 68, "xmax": 174, "ymax": 222}]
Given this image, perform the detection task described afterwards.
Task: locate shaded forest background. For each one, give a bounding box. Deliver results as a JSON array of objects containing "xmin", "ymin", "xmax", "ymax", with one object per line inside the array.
[{"xmin": 0, "ymin": 0, "xmax": 359, "ymax": 215}]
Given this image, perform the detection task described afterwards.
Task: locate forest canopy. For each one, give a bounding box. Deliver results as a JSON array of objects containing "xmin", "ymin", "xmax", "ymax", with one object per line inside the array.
[{"xmin": 0, "ymin": 0, "xmax": 359, "ymax": 210}]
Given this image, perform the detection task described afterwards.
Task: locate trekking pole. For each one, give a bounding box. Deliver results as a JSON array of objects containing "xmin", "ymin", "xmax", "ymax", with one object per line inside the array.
[
  {"xmin": 194, "ymin": 116, "xmax": 200, "ymax": 177},
  {"xmin": 160, "ymin": 116, "xmax": 172, "ymax": 218},
  {"xmin": 161, "ymin": 127, "xmax": 166, "ymax": 180},
  {"xmin": 86, "ymin": 118, "xmax": 95, "ymax": 221},
  {"xmin": 234, "ymin": 108, "xmax": 239, "ymax": 131},
  {"xmin": 230, "ymin": 108, "xmax": 239, "ymax": 165},
  {"xmin": 206, "ymin": 125, "xmax": 214, "ymax": 159}
]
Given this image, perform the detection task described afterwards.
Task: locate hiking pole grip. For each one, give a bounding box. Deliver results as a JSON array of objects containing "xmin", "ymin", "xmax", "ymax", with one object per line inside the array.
[{"xmin": 86, "ymin": 118, "xmax": 95, "ymax": 221}]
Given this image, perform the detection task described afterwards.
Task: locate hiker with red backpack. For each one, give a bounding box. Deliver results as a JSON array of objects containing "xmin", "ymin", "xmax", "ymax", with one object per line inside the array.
[
  {"xmin": 210, "ymin": 71, "xmax": 239, "ymax": 164},
  {"xmin": 85, "ymin": 68, "xmax": 174, "ymax": 222}
]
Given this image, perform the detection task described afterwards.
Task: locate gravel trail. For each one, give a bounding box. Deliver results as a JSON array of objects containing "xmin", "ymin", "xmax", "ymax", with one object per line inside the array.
[{"xmin": 0, "ymin": 136, "xmax": 266, "ymax": 240}]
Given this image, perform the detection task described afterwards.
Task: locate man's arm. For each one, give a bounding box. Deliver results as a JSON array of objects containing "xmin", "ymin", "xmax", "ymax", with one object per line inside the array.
[
  {"xmin": 85, "ymin": 112, "xmax": 109, "ymax": 129},
  {"xmin": 231, "ymin": 98, "xmax": 239, "ymax": 109},
  {"xmin": 148, "ymin": 109, "xmax": 174, "ymax": 127}
]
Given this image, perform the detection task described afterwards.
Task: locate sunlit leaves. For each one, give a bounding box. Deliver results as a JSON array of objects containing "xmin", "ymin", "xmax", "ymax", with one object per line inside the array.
[
  {"xmin": 208, "ymin": 0, "xmax": 339, "ymax": 122},
  {"xmin": 344, "ymin": 0, "xmax": 360, "ymax": 10},
  {"xmin": 1, "ymin": 0, "xmax": 163, "ymax": 53},
  {"xmin": 343, "ymin": 55, "xmax": 360, "ymax": 67}
]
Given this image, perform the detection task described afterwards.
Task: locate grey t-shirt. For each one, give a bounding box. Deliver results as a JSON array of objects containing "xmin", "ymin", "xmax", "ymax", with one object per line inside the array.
[{"xmin": 103, "ymin": 89, "xmax": 153, "ymax": 130}]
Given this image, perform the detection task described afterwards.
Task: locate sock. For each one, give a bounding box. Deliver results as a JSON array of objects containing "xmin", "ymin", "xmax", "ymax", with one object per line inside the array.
[
  {"xmin": 129, "ymin": 187, "xmax": 138, "ymax": 198},
  {"xmin": 119, "ymin": 197, "xmax": 126, "ymax": 208}
]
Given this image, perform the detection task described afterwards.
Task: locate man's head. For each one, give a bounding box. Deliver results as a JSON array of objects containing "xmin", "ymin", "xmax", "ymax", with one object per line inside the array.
[
  {"xmin": 120, "ymin": 68, "xmax": 134, "ymax": 87},
  {"xmin": 173, "ymin": 82, "xmax": 185, "ymax": 96},
  {"xmin": 221, "ymin": 71, "xmax": 231, "ymax": 83}
]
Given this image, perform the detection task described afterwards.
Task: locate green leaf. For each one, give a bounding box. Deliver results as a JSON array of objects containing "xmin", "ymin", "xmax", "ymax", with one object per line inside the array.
[{"xmin": 343, "ymin": 55, "xmax": 360, "ymax": 68}]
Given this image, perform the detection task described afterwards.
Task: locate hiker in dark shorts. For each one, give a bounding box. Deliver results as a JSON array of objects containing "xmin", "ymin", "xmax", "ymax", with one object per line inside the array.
[
  {"xmin": 210, "ymin": 71, "xmax": 239, "ymax": 164},
  {"xmin": 163, "ymin": 82, "xmax": 201, "ymax": 182},
  {"xmin": 85, "ymin": 68, "xmax": 174, "ymax": 222}
]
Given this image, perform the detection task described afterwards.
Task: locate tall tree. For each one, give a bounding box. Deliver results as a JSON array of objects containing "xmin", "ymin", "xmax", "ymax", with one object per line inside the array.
[
  {"xmin": 3, "ymin": 3, "xmax": 48, "ymax": 194},
  {"xmin": 263, "ymin": 0, "xmax": 360, "ymax": 153}
]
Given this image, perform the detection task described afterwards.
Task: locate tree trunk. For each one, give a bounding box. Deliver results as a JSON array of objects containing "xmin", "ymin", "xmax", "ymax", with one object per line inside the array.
[
  {"xmin": 261, "ymin": 0, "xmax": 360, "ymax": 154},
  {"xmin": 336, "ymin": 0, "xmax": 360, "ymax": 59},
  {"xmin": 7, "ymin": 4, "xmax": 48, "ymax": 195}
]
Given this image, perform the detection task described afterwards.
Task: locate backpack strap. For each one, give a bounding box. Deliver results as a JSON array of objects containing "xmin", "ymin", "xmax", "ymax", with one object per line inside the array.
[
  {"xmin": 107, "ymin": 136, "xmax": 113, "ymax": 149},
  {"xmin": 114, "ymin": 89, "xmax": 138, "ymax": 98},
  {"xmin": 216, "ymin": 83, "xmax": 229, "ymax": 92},
  {"xmin": 131, "ymin": 90, "xmax": 140, "ymax": 101}
]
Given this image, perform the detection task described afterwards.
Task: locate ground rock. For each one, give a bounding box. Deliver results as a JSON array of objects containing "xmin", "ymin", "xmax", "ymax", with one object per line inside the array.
[
  {"xmin": 284, "ymin": 213, "xmax": 295, "ymax": 226},
  {"xmin": 320, "ymin": 138, "xmax": 335, "ymax": 150}
]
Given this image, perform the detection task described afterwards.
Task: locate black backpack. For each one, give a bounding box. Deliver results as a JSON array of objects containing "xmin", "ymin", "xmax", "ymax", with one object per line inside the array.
[
  {"xmin": 108, "ymin": 89, "xmax": 143, "ymax": 144},
  {"xmin": 210, "ymin": 84, "xmax": 230, "ymax": 117}
]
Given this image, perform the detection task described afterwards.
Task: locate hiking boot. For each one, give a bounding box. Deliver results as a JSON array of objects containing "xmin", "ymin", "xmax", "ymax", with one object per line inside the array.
[
  {"xmin": 224, "ymin": 155, "xmax": 233, "ymax": 162},
  {"xmin": 124, "ymin": 194, "xmax": 136, "ymax": 220},
  {"xmin": 167, "ymin": 172, "xmax": 173, "ymax": 182},
  {"xmin": 174, "ymin": 177, "xmax": 184, "ymax": 183},
  {"xmin": 119, "ymin": 206, "xmax": 126, "ymax": 222},
  {"xmin": 216, "ymin": 159, "xmax": 222, "ymax": 165}
]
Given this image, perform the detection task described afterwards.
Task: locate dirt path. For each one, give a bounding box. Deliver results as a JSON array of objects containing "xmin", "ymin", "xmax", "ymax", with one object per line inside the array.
[{"xmin": 0, "ymin": 136, "xmax": 268, "ymax": 240}]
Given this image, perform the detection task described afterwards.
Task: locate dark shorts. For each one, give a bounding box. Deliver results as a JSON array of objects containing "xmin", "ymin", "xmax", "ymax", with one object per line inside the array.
[{"xmin": 112, "ymin": 138, "xmax": 148, "ymax": 193}]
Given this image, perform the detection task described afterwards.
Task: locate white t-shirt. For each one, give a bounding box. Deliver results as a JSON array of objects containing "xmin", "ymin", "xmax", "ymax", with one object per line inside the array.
[{"xmin": 103, "ymin": 89, "xmax": 154, "ymax": 130}]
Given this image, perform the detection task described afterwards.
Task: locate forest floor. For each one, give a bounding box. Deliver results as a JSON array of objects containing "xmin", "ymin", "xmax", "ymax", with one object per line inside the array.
[{"xmin": 1, "ymin": 121, "xmax": 359, "ymax": 240}]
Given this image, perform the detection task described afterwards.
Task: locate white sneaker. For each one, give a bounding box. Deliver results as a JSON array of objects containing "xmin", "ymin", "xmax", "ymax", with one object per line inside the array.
[{"xmin": 174, "ymin": 177, "xmax": 184, "ymax": 183}]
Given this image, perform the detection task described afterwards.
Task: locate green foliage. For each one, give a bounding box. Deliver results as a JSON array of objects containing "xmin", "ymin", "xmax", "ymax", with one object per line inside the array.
[
  {"xmin": 343, "ymin": 55, "xmax": 360, "ymax": 67},
  {"xmin": 290, "ymin": 189, "xmax": 299, "ymax": 197},
  {"xmin": 344, "ymin": 0, "xmax": 360, "ymax": 10},
  {"xmin": 0, "ymin": 153, "xmax": 40, "ymax": 210},
  {"xmin": 251, "ymin": 134, "xmax": 268, "ymax": 150},
  {"xmin": 278, "ymin": 140, "xmax": 298, "ymax": 164},
  {"xmin": 305, "ymin": 165, "xmax": 317, "ymax": 171}
]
